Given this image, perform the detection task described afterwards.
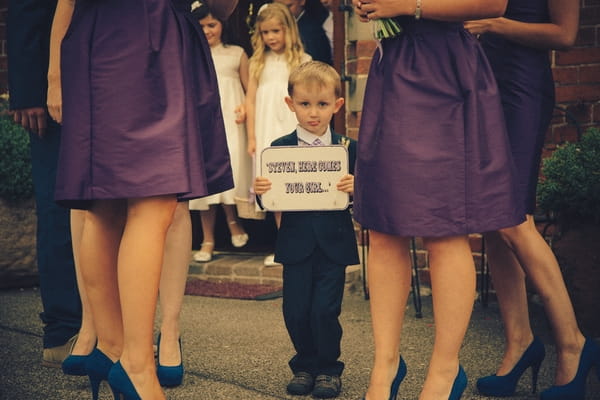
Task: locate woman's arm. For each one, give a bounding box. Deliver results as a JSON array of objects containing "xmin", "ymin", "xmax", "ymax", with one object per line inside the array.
[
  {"xmin": 239, "ymin": 52, "xmax": 250, "ymax": 92},
  {"xmin": 234, "ymin": 51, "xmax": 250, "ymax": 124},
  {"xmin": 47, "ymin": 0, "xmax": 75, "ymax": 124},
  {"xmin": 354, "ymin": 0, "xmax": 508, "ymax": 23},
  {"xmin": 245, "ymin": 74, "xmax": 258, "ymax": 155},
  {"xmin": 464, "ymin": 0, "xmax": 579, "ymax": 50}
]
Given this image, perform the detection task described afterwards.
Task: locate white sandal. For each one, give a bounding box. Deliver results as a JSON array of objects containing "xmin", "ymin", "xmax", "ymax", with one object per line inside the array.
[{"xmin": 193, "ymin": 242, "xmax": 214, "ymax": 262}]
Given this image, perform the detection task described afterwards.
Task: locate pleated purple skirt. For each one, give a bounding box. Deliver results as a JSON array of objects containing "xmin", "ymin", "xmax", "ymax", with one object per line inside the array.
[
  {"xmin": 55, "ymin": 0, "xmax": 233, "ymax": 209},
  {"xmin": 353, "ymin": 18, "xmax": 524, "ymax": 237}
]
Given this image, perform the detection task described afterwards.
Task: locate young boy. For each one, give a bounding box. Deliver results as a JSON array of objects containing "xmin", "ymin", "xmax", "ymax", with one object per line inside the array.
[{"xmin": 254, "ymin": 61, "xmax": 358, "ymax": 399}]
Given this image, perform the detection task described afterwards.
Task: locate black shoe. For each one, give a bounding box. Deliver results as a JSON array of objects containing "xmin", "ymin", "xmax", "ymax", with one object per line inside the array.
[
  {"xmin": 287, "ymin": 371, "xmax": 314, "ymax": 395},
  {"xmin": 312, "ymin": 374, "xmax": 341, "ymax": 398}
]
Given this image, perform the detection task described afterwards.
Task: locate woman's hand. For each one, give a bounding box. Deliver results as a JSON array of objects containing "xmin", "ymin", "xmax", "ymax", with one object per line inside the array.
[
  {"xmin": 352, "ymin": 0, "xmax": 409, "ymax": 22},
  {"xmin": 47, "ymin": 74, "xmax": 62, "ymax": 125},
  {"xmin": 253, "ymin": 176, "xmax": 271, "ymax": 195},
  {"xmin": 12, "ymin": 108, "xmax": 47, "ymax": 137},
  {"xmin": 464, "ymin": 18, "xmax": 497, "ymax": 36},
  {"xmin": 337, "ymin": 174, "xmax": 354, "ymax": 194}
]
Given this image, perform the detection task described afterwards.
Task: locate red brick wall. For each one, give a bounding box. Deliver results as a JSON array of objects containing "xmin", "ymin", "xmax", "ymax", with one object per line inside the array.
[
  {"xmin": 346, "ymin": 2, "xmax": 600, "ymax": 149},
  {"xmin": 549, "ymin": 0, "xmax": 600, "ymax": 156}
]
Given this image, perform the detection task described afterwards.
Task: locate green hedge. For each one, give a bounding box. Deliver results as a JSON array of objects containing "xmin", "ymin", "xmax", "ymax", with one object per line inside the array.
[
  {"xmin": 537, "ymin": 127, "xmax": 600, "ymax": 225},
  {"xmin": 0, "ymin": 116, "xmax": 34, "ymax": 202}
]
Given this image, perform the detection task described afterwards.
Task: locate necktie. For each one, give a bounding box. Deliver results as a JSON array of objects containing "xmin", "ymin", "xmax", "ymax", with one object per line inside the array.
[{"xmin": 312, "ymin": 138, "xmax": 323, "ymax": 146}]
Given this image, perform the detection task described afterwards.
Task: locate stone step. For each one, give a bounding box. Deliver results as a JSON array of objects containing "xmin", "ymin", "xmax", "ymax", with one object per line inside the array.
[{"xmin": 188, "ymin": 251, "xmax": 363, "ymax": 294}]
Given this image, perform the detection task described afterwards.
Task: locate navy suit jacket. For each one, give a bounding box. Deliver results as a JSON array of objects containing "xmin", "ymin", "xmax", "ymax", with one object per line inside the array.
[
  {"xmin": 8, "ymin": 0, "xmax": 57, "ymax": 110},
  {"xmin": 298, "ymin": 10, "xmax": 332, "ymax": 66},
  {"xmin": 270, "ymin": 131, "xmax": 359, "ymax": 266}
]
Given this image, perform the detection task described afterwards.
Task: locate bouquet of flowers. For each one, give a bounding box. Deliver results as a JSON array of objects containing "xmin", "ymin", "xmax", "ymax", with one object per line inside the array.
[{"xmin": 373, "ymin": 18, "xmax": 403, "ymax": 39}]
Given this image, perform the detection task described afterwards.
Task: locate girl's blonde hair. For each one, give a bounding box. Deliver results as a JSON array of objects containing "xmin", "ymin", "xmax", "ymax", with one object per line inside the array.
[{"xmin": 249, "ymin": 2, "xmax": 305, "ymax": 81}]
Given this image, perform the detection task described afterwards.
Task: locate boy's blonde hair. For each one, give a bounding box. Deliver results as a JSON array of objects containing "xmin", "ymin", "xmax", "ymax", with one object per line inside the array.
[
  {"xmin": 288, "ymin": 61, "xmax": 342, "ymax": 98},
  {"xmin": 249, "ymin": 2, "xmax": 305, "ymax": 81}
]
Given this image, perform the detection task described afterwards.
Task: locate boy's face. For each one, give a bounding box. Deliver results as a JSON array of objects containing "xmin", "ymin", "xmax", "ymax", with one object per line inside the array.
[{"xmin": 285, "ymin": 83, "xmax": 344, "ymax": 136}]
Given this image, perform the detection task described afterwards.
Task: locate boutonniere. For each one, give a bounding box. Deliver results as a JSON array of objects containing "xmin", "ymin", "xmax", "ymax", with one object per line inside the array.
[{"xmin": 340, "ymin": 137, "xmax": 351, "ymax": 149}]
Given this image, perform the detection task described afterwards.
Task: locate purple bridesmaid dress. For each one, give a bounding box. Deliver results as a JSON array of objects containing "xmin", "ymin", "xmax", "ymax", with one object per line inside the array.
[
  {"xmin": 481, "ymin": 0, "xmax": 555, "ymax": 214},
  {"xmin": 55, "ymin": 0, "xmax": 233, "ymax": 209},
  {"xmin": 354, "ymin": 17, "xmax": 524, "ymax": 237}
]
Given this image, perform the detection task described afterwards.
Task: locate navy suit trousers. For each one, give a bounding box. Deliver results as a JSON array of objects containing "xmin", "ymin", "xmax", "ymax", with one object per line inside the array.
[
  {"xmin": 30, "ymin": 120, "xmax": 81, "ymax": 348},
  {"xmin": 283, "ymin": 246, "xmax": 346, "ymax": 377}
]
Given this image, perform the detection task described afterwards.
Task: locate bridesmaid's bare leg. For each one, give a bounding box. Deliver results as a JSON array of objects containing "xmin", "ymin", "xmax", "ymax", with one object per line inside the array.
[
  {"xmin": 364, "ymin": 232, "xmax": 411, "ymax": 400},
  {"xmin": 483, "ymin": 231, "xmax": 535, "ymax": 376},
  {"xmin": 69, "ymin": 209, "xmax": 97, "ymax": 356},
  {"xmin": 79, "ymin": 200, "xmax": 126, "ymax": 360},
  {"xmin": 419, "ymin": 235, "xmax": 475, "ymax": 400},
  {"xmin": 119, "ymin": 195, "xmax": 177, "ymax": 400},
  {"xmin": 158, "ymin": 202, "xmax": 192, "ymax": 366},
  {"xmin": 495, "ymin": 216, "xmax": 585, "ymax": 385}
]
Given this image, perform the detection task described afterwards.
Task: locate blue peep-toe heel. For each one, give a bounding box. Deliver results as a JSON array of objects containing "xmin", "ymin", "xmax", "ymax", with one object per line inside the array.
[
  {"xmin": 540, "ymin": 338, "xmax": 600, "ymax": 400},
  {"xmin": 85, "ymin": 348, "xmax": 117, "ymax": 400},
  {"xmin": 477, "ymin": 336, "xmax": 545, "ymax": 396},
  {"xmin": 361, "ymin": 356, "xmax": 407, "ymax": 400}
]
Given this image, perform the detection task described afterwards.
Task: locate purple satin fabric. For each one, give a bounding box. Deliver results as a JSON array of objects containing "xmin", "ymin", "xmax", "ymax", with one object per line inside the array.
[
  {"xmin": 354, "ymin": 18, "xmax": 524, "ymax": 237},
  {"xmin": 56, "ymin": 0, "xmax": 233, "ymax": 209}
]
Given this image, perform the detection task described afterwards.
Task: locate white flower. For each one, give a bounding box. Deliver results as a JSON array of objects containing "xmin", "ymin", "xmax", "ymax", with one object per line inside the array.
[{"xmin": 190, "ymin": 1, "xmax": 203, "ymax": 12}]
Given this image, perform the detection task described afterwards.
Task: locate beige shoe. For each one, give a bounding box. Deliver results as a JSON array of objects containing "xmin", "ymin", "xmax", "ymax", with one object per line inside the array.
[
  {"xmin": 228, "ymin": 221, "xmax": 249, "ymax": 248},
  {"xmin": 264, "ymin": 254, "xmax": 280, "ymax": 267},
  {"xmin": 193, "ymin": 242, "xmax": 214, "ymax": 262},
  {"xmin": 231, "ymin": 233, "xmax": 249, "ymax": 248},
  {"xmin": 41, "ymin": 333, "xmax": 78, "ymax": 368}
]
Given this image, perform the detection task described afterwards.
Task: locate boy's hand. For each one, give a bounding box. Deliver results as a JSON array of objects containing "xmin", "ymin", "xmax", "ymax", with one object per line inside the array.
[
  {"xmin": 336, "ymin": 174, "xmax": 354, "ymax": 195},
  {"xmin": 253, "ymin": 176, "xmax": 272, "ymax": 195}
]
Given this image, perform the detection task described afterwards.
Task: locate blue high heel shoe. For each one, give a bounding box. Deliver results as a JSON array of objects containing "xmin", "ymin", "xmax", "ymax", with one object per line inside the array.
[
  {"xmin": 62, "ymin": 354, "xmax": 89, "ymax": 376},
  {"xmin": 85, "ymin": 348, "xmax": 117, "ymax": 400},
  {"xmin": 448, "ymin": 365, "xmax": 467, "ymax": 400},
  {"xmin": 540, "ymin": 338, "xmax": 600, "ymax": 400},
  {"xmin": 108, "ymin": 361, "xmax": 142, "ymax": 400},
  {"xmin": 477, "ymin": 336, "xmax": 545, "ymax": 396},
  {"xmin": 361, "ymin": 356, "xmax": 407, "ymax": 400},
  {"xmin": 156, "ymin": 334, "xmax": 184, "ymax": 387}
]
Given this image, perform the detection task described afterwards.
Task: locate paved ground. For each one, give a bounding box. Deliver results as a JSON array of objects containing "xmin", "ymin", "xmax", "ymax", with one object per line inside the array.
[{"xmin": 1, "ymin": 284, "xmax": 599, "ymax": 400}]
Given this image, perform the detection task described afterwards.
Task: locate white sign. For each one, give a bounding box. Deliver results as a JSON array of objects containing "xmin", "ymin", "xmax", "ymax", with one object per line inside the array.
[{"xmin": 259, "ymin": 145, "xmax": 349, "ymax": 211}]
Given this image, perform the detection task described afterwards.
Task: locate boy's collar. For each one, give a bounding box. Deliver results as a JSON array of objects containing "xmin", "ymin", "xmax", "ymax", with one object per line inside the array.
[{"xmin": 296, "ymin": 125, "xmax": 332, "ymax": 145}]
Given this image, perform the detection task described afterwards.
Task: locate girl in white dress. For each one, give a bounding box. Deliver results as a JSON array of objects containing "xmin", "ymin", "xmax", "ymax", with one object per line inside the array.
[
  {"xmin": 246, "ymin": 2, "xmax": 312, "ymax": 157},
  {"xmin": 189, "ymin": 3, "xmax": 252, "ymax": 262},
  {"xmin": 245, "ymin": 2, "xmax": 311, "ymax": 265}
]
